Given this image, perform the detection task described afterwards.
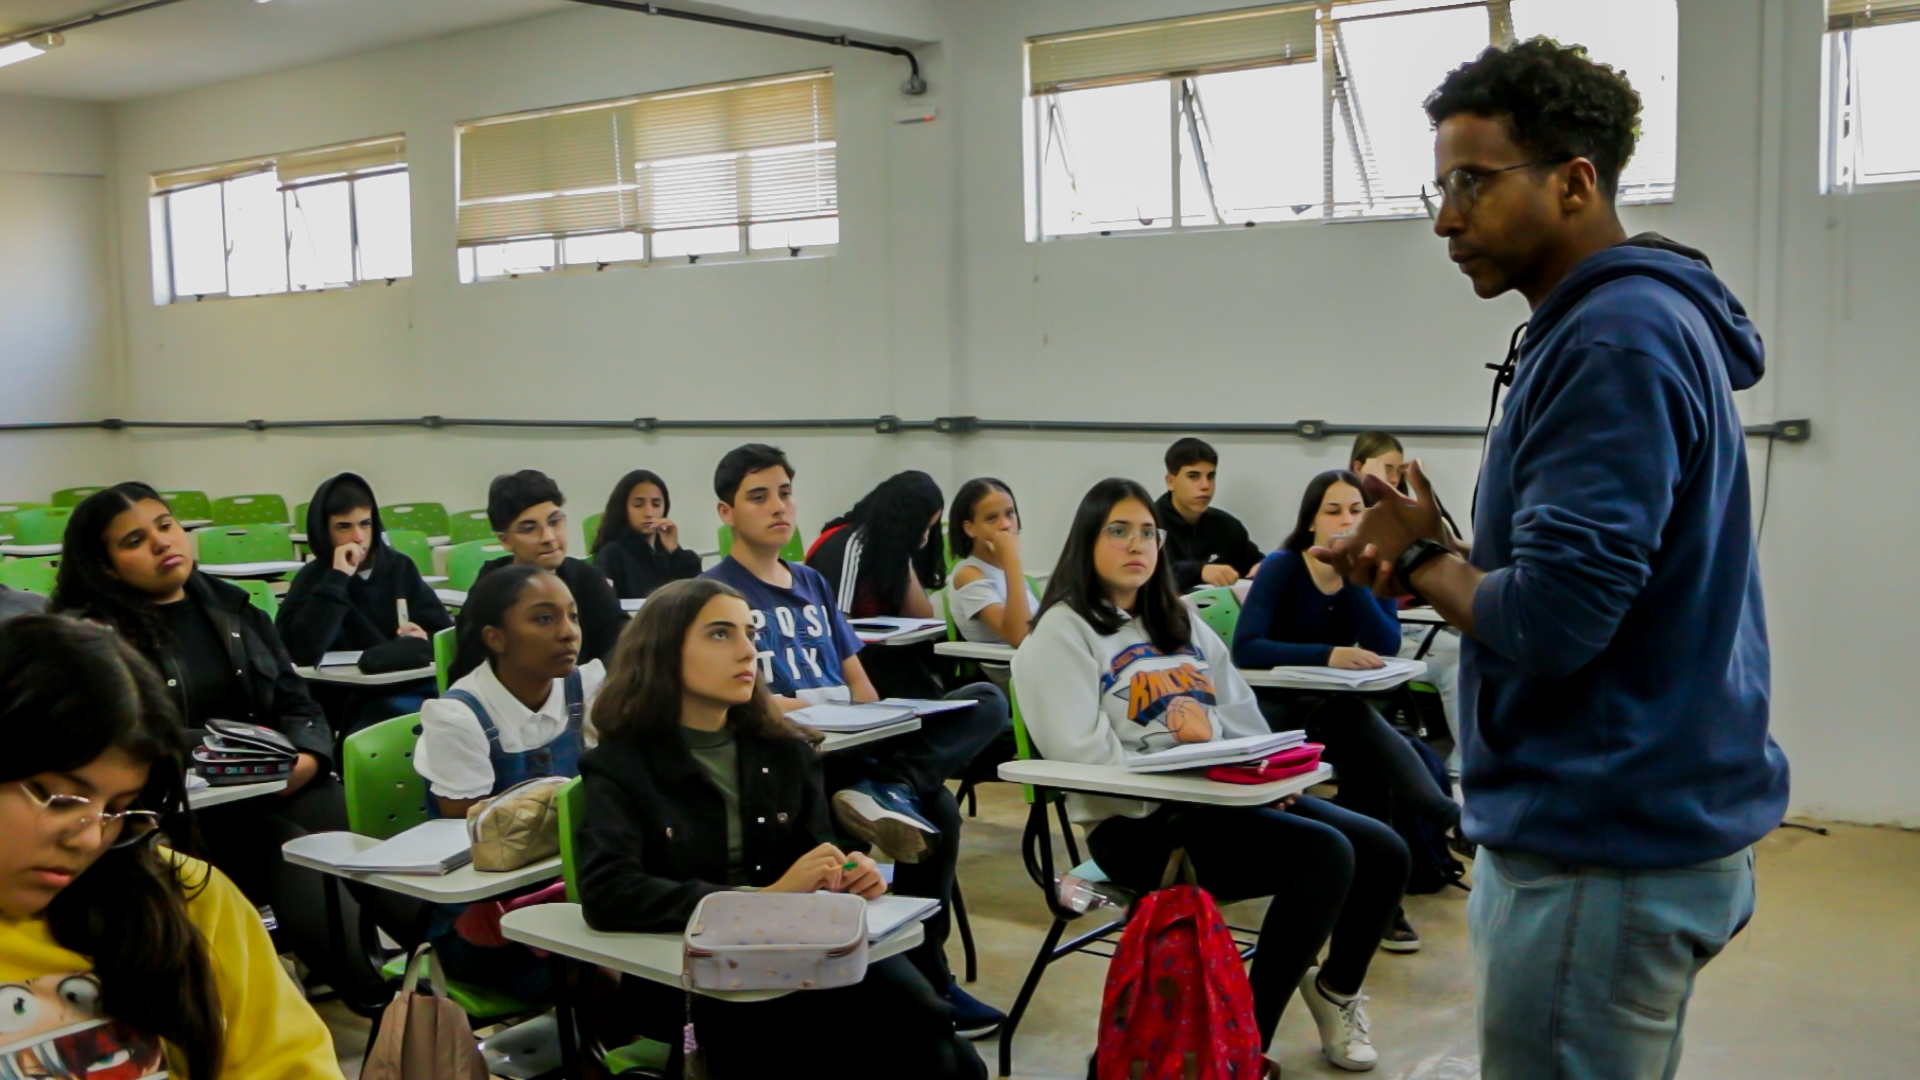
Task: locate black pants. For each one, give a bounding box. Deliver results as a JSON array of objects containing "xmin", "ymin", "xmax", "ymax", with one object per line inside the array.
[
  {"xmin": 1258, "ymin": 689, "xmax": 1460, "ymax": 832},
  {"xmin": 824, "ymin": 682, "xmax": 1007, "ymax": 989},
  {"xmin": 621, "ymin": 955, "xmax": 986, "ymax": 1079},
  {"xmin": 1088, "ymin": 797, "xmax": 1409, "ymax": 1048}
]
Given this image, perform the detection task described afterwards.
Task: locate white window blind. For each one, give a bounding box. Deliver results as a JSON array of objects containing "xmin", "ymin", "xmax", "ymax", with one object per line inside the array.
[
  {"xmin": 456, "ymin": 70, "xmax": 836, "ymax": 248},
  {"xmin": 278, "ymin": 135, "xmax": 407, "ymax": 187},
  {"xmin": 1028, "ymin": 5, "xmax": 1320, "ymax": 95},
  {"xmin": 1828, "ymin": 0, "xmax": 1920, "ymax": 30}
]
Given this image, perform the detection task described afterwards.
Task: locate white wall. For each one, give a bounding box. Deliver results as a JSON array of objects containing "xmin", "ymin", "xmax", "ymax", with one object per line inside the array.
[
  {"xmin": 0, "ymin": 94, "xmax": 125, "ymax": 496},
  {"xmin": 94, "ymin": 0, "xmax": 1920, "ymax": 823}
]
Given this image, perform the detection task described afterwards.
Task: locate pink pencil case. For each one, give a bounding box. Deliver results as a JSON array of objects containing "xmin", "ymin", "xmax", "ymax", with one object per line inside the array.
[{"xmin": 1205, "ymin": 743, "xmax": 1325, "ymax": 785}]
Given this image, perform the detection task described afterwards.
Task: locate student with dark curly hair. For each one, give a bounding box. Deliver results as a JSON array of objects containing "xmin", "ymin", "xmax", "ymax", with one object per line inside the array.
[{"xmin": 1319, "ymin": 39, "xmax": 1788, "ymax": 1079}]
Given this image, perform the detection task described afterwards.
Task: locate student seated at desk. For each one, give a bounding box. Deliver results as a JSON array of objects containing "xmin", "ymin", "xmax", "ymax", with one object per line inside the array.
[
  {"xmin": 702, "ymin": 444, "xmax": 1007, "ymax": 1038},
  {"xmin": 1014, "ymin": 478, "xmax": 1409, "ymax": 1072},
  {"xmin": 415, "ymin": 564, "xmax": 604, "ymax": 999},
  {"xmin": 590, "ymin": 468, "xmax": 702, "ymax": 600},
  {"xmin": 946, "ymin": 477, "xmax": 1039, "ymax": 689},
  {"xmin": 0, "ymin": 616, "xmax": 344, "ymax": 1080},
  {"xmin": 805, "ymin": 469, "xmax": 951, "ymax": 699},
  {"xmin": 1233, "ymin": 470, "xmax": 1467, "ymax": 953},
  {"xmin": 1157, "ymin": 437, "xmax": 1267, "ymax": 592},
  {"xmin": 474, "ymin": 470, "xmax": 627, "ymax": 666},
  {"xmin": 576, "ymin": 578, "xmax": 986, "ymax": 1080},
  {"xmin": 50, "ymin": 483, "xmax": 396, "ymax": 1008},
  {"xmin": 278, "ymin": 472, "xmax": 453, "ymax": 733}
]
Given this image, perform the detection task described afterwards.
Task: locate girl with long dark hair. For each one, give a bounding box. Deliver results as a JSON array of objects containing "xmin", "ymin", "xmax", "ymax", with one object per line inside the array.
[
  {"xmin": 590, "ymin": 469, "xmax": 702, "ymax": 600},
  {"xmin": 805, "ymin": 469, "xmax": 948, "ymax": 619},
  {"xmin": 0, "ymin": 615, "xmax": 342, "ymax": 1078},
  {"xmin": 1015, "ymin": 478, "xmax": 1409, "ymax": 1072},
  {"xmin": 946, "ymin": 478, "xmax": 1039, "ymax": 687},
  {"xmin": 576, "ymin": 578, "xmax": 986, "ymax": 1079}
]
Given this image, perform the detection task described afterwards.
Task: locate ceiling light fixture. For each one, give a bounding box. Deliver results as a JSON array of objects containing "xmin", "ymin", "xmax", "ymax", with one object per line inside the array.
[{"xmin": 0, "ymin": 32, "xmax": 62, "ymax": 70}]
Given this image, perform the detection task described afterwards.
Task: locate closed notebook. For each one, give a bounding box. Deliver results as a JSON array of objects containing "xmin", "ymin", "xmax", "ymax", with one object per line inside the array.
[
  {"xmin": 335, "ymin": 819, "xmax": 474, "ymax": 875},
  {"xmin": 847, "ymin": 617, "xmax": 945, "ymax": 640},
  {"xmin": 789, "ymin": 703, "xmax": 917, "ymax": 732},
  {"xmin": 1125, "ymin": 731, "xmax": 1307, "ymax": 774},
  {"xmin": 865, "ymin": 894, "xmax": 941, "ymax": 943},
  {"xmin": 319, "ymin": 650, "xmax": 364, "ymax": 668},
  {"xmin": 1252, "ymin": 657, "xmax": 1426, "ymax": 689},
  {"xmin": 877, "ymin": 697, "xmax": 976, "ymax": 715}
]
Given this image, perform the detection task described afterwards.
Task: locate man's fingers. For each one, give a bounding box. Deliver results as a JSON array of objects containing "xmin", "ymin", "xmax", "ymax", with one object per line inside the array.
[
  {"xmin": 1361, "ymin": 473, "xmax": 1415, "ymax": 507},
  {"xmin": 1407, "ymin": 459, "xmax": 1436, "ymax": 506}
]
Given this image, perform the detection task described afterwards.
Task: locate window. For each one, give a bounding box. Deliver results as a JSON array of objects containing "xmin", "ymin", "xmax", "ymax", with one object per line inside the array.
[
  {"xmin": 1824, "ymin": 0, "xmax": 1920, "ymax": 190},
  {"xmin": 456, "ymin": 70, "xmax": 837, "ymax": 282},
  {"xmin": 149, "ymin": 136, "xmax": 410, "ymax": 303},
  {"xmin": 1026, "ymin": 1, "xmax": 1677, "ymax": 239}
]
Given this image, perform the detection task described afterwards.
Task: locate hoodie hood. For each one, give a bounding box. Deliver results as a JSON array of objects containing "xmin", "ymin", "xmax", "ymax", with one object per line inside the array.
[
  {"xmin": 303, "ymin": 472, "xmax": 386, "ymax": 566},
  {"xmin": 1524, "ymin": 232, "xmax": 1765, "ymax": 391}
]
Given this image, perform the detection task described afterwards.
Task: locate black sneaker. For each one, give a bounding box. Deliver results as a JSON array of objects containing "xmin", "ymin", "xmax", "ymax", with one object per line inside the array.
[
  {"xmin": 945, "ymin": 981, "xmax": 1006, "ymax": 1039},
  {"xmin": 1380, "ymin": 909, "xmax": 1422, "ymax": 954},
  {"xmin": 832, "ymin": 780, "xmax": 939, "ymax": 864}
]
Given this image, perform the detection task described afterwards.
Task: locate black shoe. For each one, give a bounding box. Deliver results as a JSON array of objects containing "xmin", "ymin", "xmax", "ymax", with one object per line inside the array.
[
  {"xmin": 1380, "ymin": 909, "xmax": 1422, "ymax": 954},
  {"xmin": 945, "ymin": 981, "xmax": 1006, "ymax": 1039}
]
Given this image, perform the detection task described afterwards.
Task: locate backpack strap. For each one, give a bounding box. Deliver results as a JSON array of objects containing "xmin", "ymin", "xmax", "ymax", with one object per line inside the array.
[{"xmin": 443, "ymin": 689, "xmax": 502, "ymax": 751}]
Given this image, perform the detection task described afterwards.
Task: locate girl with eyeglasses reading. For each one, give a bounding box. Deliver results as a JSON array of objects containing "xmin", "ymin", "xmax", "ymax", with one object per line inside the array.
[
  {"xmin": 0, "ymin": 615, "xmax": 342, "ymax": 1079},
  {"xmin": 1014, "ymin": 478, "xmax": 1410, "ymax": 1073}
]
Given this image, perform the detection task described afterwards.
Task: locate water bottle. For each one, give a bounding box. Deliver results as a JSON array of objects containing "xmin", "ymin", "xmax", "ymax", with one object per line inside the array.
[{"xmin": 1054, "ymin": 873, "xmax": 1116, "ymax": 914}]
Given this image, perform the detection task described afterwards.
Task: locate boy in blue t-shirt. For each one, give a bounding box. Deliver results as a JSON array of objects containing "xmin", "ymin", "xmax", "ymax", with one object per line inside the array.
[{"xmin": 704, "ymin": 443, "xmax": 1007, "ymax": 1038}]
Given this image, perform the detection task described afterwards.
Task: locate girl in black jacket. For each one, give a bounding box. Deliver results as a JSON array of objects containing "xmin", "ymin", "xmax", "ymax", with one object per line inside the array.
[
  {"xmin": 577, "ymin": 577, "xmax": 985, "ymax": 1080},
  {"xmin": 49, "ymin": 482, "xmax": 395, "ymax": 1006},
  {"xmin": 589, "ymin": 469, "xmax": 703, "ymax": 600}
]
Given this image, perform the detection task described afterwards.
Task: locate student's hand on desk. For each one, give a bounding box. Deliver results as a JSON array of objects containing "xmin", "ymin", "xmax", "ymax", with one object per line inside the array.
[
  {"xmin": 1200, "ymin": 564, "xmax": 1242, "ymax": 587},
  {"xmin": 1328, "ymin": 647, "xmax": 1386, "ymax": 670},
  {"xmin": 332, "ymin": 542, "xmax": 367, "ymax": 575},
  {"xmin": 1310, "ymin": 460, "xmax": 1446, "ymax": 595},
  {"xmin": 836, "ymin": 852, "xmax": 887, "ymax": 900},
  {"xmin": 1269, "ymin": 794, "xmax": 1301, "ymax": 811},
  {"xmin": 281, "ymin": 752, "xmax": 321, "ymax": 795},
  {"xmin": 397, "ymin": 621, "xmax": 428, "ymax": 640},
  {"xmin": 768, "ymin": 843, "xmax": 850, "ymax": 894}
]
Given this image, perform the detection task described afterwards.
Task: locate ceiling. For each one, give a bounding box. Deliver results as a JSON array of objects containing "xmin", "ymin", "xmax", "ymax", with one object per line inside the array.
[{"xmin": 0, "ymin": 0, "xmax": 938, "ymax": 104}]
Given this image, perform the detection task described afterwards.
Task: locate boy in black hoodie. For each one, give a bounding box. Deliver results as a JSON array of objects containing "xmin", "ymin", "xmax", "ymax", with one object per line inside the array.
[
  {"xmin": 473, "ymin": 469, "xmax": 628, "ymax": 665},
  {"xmin": 278, "ymin": 472, "xmax": 453, "ymax": 731}
]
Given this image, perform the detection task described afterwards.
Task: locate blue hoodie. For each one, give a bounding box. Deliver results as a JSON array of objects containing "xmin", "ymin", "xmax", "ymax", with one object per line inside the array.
[{"xmin": 1462, "ymin": 235, "xmax": 1790, "ymax": 870}]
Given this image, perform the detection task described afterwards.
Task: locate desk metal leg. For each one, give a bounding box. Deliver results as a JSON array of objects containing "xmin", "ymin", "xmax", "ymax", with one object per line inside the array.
[
  {"xmin": 952, "ymin": 878, "xmax": 978, "ymax": 984},
  {"xmin": 550, "ymin": 954, "xmax": 582, "ymax": 1078}
]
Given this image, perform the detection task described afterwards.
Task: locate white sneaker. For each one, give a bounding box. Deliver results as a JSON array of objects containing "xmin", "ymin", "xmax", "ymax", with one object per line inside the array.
[{"xmin": 1298, "ymin": 966, "xmax": 1378, "ymax": 1071}]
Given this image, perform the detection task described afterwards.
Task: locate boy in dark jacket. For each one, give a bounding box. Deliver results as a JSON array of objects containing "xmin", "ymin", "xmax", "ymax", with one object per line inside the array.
[
  {"xmin": 1156, "ymin": 437, "xmax": 1267, "ymax": 592},
  {"xmin": 473, "ymin": 470, "xmax": 628, "ymax": 666}
]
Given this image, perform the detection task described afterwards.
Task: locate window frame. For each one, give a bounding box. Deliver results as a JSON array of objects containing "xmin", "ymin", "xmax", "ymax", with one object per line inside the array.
[{"xmin": 1821, "ymin": 25, "xmax": 1920, "ymax": 193}]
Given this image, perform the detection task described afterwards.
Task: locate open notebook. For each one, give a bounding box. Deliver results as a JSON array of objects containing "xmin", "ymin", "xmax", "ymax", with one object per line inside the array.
[
  {"xmin": 333, "ymin": 819, "xmax": 473, "ymax": 875},
  {"xmin": 1125, "ymin": 731, "xmax": 1307, "ymax": 774},
  {"xmin": 789, "ymin": 703, "xmax": 918, "ymax": 732},
  {"xmin": 866, "ymin": 894, "xmax": 941, "ymax": 943}
]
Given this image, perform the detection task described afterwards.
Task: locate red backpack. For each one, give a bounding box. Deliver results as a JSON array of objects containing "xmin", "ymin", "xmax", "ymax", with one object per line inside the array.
[{"xmin": 1096, "ymin": 885, "xmax": 1266, "ymax": 1080}]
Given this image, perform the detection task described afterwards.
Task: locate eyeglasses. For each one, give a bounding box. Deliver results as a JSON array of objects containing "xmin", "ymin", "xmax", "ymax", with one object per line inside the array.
[
  {"xmin": 1421, "ymin": 157, "xmax": 1572, "ymax": 220},
  {"xmin": 17, "ymin": 782, "xmax": 162, "ymax": 846},
  {"xmin": 1100, "ymin": 523, "xmax": 1163, "ymax": 548}
]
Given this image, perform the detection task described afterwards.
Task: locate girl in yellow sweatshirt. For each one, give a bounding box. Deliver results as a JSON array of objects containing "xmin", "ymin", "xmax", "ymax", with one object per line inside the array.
[{"xmin": 0, "ymin": 614, "xmax": 343, "ymax": 1079}]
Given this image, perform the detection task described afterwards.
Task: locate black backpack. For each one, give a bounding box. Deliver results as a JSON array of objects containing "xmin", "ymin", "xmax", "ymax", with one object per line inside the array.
[{"xmin": 1394, "ymin": 732, "xmax": 1467, "ymax": 895}]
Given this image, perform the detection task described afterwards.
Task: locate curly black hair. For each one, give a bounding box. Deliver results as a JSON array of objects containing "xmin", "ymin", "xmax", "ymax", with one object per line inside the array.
[{"xmin": 1425, "ymin": 37, "xmax": 1642, "ymax": 197}]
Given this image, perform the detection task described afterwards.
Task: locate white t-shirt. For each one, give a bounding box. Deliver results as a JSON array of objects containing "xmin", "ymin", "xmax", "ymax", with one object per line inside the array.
[
  {"xmin": 950, "ymin": 555, "xmax": 1039, "ymax": 649},
  {"xmin": 414, "ymin": 659, "xmax": 605, "ymax": 800}
]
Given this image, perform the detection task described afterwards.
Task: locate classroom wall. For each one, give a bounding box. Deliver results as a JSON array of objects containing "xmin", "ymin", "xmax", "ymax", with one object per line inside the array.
[
  {"xmin": 0, "ymin": 94, "xmax": 126, "ymax": 496},
  {"xmin": 96, "ymin": 0, "xmax": 1920, "ymax": 823}
]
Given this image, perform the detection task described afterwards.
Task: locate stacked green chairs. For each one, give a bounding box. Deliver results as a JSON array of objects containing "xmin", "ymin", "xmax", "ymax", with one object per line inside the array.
[
  {"xmin": 195, "ymin": 524, "xmax": 295, "ymax": 566},
  {"xmin": 384, "ymin": 530, "xmax": 436, "ymax": 577},
  {"xmin": 211, "ymin": 493, "xmax": 290, "ymax": 526},
  {"xmin": 50, "ymin": 486, "xmax": 105, "ymax": 507},
  {"xmin": 233, "ymin": 580, "xmax": 279, "ymax": 618},
  {"xmin": 159, "ymin": 490, "xmax": 214, "ymax": 523},
  {"xmin": 0, "ymin": 557, "xmax": 58, "ymax": 595},
  {"xmin": 444, "ymin": 541, "xmax": 506, "ymax": 592},
  {"xmin": 448, "ymin": 509, "xmax": 494, "ymax": 544},
  {"xmin": 11, "ymin": 508, "xmax": 73, "ymax": 547},
  {"xmin": 383, "ymin": 502, "xmax": 450, "ymax": 540},
  {"xmin": 433, "ymin": 626, "xmax": 457, "ymax": 693}
]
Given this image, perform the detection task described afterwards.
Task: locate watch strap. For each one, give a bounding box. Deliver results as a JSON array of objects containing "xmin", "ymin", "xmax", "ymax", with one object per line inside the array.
[{"xmin": 1393, "ymin": 538, "xmax": 1452, "ymax": 603}]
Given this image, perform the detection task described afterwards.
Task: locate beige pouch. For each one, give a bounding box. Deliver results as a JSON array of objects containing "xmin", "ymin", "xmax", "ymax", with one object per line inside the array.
[
  {"xmin": 360, "ymin": 947, "xmax": 490, "ymax": 1080},
  {"xmin": 466, "ymin": 775, "xmax": 567, "ymax": 872}
]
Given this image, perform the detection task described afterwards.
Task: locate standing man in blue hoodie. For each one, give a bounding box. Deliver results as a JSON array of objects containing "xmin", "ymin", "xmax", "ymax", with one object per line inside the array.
[{"xmin": 1313, "ymin": 40, "xmax": 1790, "ymax": 1079}]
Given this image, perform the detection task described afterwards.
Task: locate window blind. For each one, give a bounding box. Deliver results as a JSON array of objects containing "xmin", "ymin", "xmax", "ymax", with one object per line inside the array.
[
  {"xmin": 457, "ymin": 70, "xmax": 836, "ymax": 246},
  {"xmin": 151, "ymin": 155, "xmax": 276, "ymax": 196},
  {"xmin": 278, "ymin": 135, "xmax": 407, "ymax": 187},
  {"xmin": 1828, "ymin": 0, "xmax": 1920, "ymax": 29},
  {"xmin": 1027, "ymin": 4, "xmax": 1320, "ymax": 96}
]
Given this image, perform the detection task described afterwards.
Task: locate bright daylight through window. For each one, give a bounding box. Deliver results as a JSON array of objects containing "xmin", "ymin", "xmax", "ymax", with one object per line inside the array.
[
  {"xmin": 455, "ymin": 70, "xmax": 838, "ymax": 282},
  {"xmin": 149, "ymin": 136, "xmax": 411, "ymax": 303},
  {"xmin": 1027, "ymin": 0, "xmax": 1677, "ymax": 239},
  {"xmin": 1823, "ymin": 0, "xmax": 1920, "ymax": 190}
]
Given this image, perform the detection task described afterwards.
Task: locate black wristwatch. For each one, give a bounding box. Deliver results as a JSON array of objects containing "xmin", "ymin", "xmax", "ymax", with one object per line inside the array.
[{"xmin": 1393, "ymin": 538, "xmax": 1453, "ymax": 604}]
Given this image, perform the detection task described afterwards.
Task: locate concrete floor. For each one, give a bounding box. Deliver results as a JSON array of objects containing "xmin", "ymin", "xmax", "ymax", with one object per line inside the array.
[{"xmin": 319, "ymin": 785, "xmax": 1920, "ymax": 1079}]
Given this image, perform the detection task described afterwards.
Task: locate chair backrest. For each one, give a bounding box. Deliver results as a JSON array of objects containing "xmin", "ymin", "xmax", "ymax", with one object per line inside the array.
[
  {"xmin": 715, "ymin": 524, "xmax": 804, "ymax": 562},
  {"xmin": 0, "ymin": 502, "xmax": 47, "ymax": 515},
  {"xmin": 444, "ymin": 540, "xmax": 505, "ymax": 592},
  {"xmin": 342, "ymin": 713, "xmax": 431, "ymax": 840},
  {"xmin": 384, "ymin": 530, "xmax": 435, "ymax": 576},
  {"xmin": 1008, "ymin": 679, "xmax": 1038, "ymax": 804},
  {"xmin": 13, "ymin": 508, "xmax": 73, "ymax": 546},
  {"xmin": 0, "ymin": 556, "xmax": 58, "ymax": 595},
  {"xmin": 434, "ymin": 625, "xmax": 457, "ymax": 693},
  {"xmin": 196, "ymin": 524, "xmax": 294, "ymax": 566},
  {"xmin": 557, "ymin": 775, "xmax": 586, "ymax": 904},
  {"xmin": 211, "ymin": 493, "xmax": 290, "ymax": 525},
  {"xmin": 581, "ymin": 513, "xmax": 603, "ymax": 551},
  {"xmin": 0, "ymin": 511, "xmax": 17, "ymax": 542},
  {"xmin": 234, "ymin": 579, "xmax": 279, "ymax": 618},
  {"xmin": 1187, "ymin": 586, "xmax": 1242, "ymax": 641},
  {"xmin": 50, "ymin": 487, "xmax": 104, "ymax": 508},
  {"xmin": 383, "ymin": 502, "xmax": 450, "ymax": 538},
  {"xmin": 158, "ymin": 490, "xmax": 213, "ymax": 521},
  {"xmin": 448, "ymin": 508, "xmax": 494, "ymax": 544}
]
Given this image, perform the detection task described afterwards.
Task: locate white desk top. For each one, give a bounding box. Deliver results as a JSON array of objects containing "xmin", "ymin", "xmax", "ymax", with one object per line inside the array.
[
  {"xmin": 620, "ymin": 597, "xmax": 644, "ymax": 613},
  {"xmin": 860, "ymin": 624, "xmax": 946, "ymax": 647},
  {"xmin": 437, "ymin": 588, "xmax": 467, "ymax": 607},
  {"xmin": 282, "ymin": 831, "xmax": 561, "ymax": 904},
  {"xmin": 0, "ymin": 543, "xmax": 61, "ymax": 557},
  {"xmin": 289, "ymin": 532, "xmax": 308, "ymax": 544},
  {"xmin": 997, "ymin": 760, "xmax": 1332, "ymax": 808},
  {"xmin": 179, "ymin": 519, "xmax": 213, "ymax": 529},
  {"xmin": 817, "ymin": 717, "xmax": 921, "ymax": 753},
  {"xmin": 500, "ymin": 902, "xmax": 925, "ymax": 1001},
  {"xmin": 1397, "ymin": 608, "xmax": 1448, "ymax": 626},
  {"xmin": 297, "ymin": 663, "xmax": 438, "ymax": 687},
  {"xmin": 933, "ymin": 640, "xmax": 1015, "ymax": 663},
  {"xmin": 423, "ymin": 575, "xmax": 448, "ymax": 585},
  {"xmin": 200, "ymin": 560, "xmax": 305, "ymax": 578},
  {"xmin": 1238, "ymin": 660, "xmax": 1425, "ymax": 693},
  {"xmin": 187, "ymin": 778, "xmax": 287, "ymax": 808}
]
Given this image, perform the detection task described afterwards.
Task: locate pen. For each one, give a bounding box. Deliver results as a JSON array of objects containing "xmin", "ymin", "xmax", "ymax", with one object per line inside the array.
[{"xmin": 841, "ymin": 860, "xmax": 859, "ymax": 872}]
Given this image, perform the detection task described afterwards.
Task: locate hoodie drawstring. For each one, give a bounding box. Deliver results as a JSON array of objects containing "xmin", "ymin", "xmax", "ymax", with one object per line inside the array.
[{"xmin": 1471, "ymin": 321, "xmax": 1529, "ymax": 525}]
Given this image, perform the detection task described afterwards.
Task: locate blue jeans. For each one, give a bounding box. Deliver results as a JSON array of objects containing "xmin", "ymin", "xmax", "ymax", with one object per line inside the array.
[{"xmin": 1469, "ymin": 846, "xmax": 1757, "ymax": 1080}]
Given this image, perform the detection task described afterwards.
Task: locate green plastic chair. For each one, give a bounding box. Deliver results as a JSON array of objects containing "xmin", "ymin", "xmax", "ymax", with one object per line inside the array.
[
  {"xmin": 716, "ymin": 524, "xmax": 805, "ymax": 562},
  {"xmin": 341, "ymin": 713, "xmax": 432, "ymax": 841},
  {"xmin": 444, "ymin": 540, "xmax": 505, "ymax": 592},
  {"xmin": 234, "ymin": 579, "xmax": 279, "ymax": 618},
  {"xmin": 159, "ymin": 490, "xmax": 213, "ymax": 522},
  {"xmin": 0, "ymin": 502, "xmax": 47, "ymax": 515},
  {"xmin": 433, "ymin": 626, "xmax": 457, "ymax": 693},
  {"xmin": 447, "ymin": 509, "xmax": 494, "ymax": 544},
  {"xmin": 50, "ymin": 486, "xmax": 105, "ymax": 508},
  {"xmin": 12, "ymin": 508, "xmax": 73, "ymax": 546},
  {"xmin": 210, "ymin": 493, "xmax": 290, "ymax": 526},
  {"xmin": 1187, "ymin": 586, "xmax": 1242, "ymax": 641},
  {"xmin": 0, "ymin": 556, "xmax": 58, "ymax": 595},
  {"xmin": 383, "ymin": 502, "xmax": 450, "ymax": 539},
  {"xmin": 385, "ymin": 530, "xmax": 435, "ymax": 577},
  {"xmin": 195, "ymin": 524, "xmax": 294, "ymax": 566},
  {"xmin": 0, "ymin": 511, "xmax": 18, "ymax": 543}
]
